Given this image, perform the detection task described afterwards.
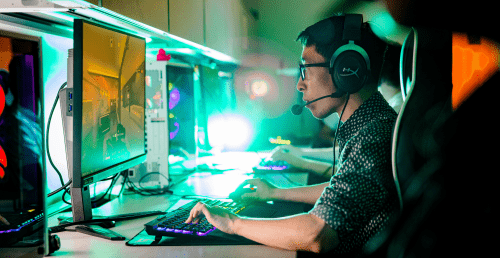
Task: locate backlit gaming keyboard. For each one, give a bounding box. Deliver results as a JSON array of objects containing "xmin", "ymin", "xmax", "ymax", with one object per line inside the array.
[
  {"xmin": 252, "ymin": 159, "xmax": 291, "ymax": 173},
  {"xmin": 144, "ymin": 199, "xmax": 248, "ymax": 238},
  {"xmin": 0, "ymin": 208, "xmax": 44, "ymax": 245}
]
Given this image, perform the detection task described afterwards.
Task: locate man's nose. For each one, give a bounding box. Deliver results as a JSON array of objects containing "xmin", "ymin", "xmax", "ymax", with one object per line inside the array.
[{"xmin": 296, "ymin": 78, "xmax": 305, "ymax": 92}]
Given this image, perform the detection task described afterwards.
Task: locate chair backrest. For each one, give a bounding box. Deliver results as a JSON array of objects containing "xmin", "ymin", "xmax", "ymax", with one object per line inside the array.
[
  {"xmin": 393, "ymin": 26, "xmax": 453, "ymax": 210},
  {"xmin": 365, "ymin": 26, "xmax": 455, "ymax": 257},
  {"xmin": 369, "ymin": 25, "xmax": 500, "ymax": 257}
]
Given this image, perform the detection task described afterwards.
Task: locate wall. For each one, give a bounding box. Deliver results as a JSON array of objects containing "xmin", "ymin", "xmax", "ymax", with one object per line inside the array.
[{"xmin": 102, "ymin": 0, "xmax": 256, "ymax": 62}]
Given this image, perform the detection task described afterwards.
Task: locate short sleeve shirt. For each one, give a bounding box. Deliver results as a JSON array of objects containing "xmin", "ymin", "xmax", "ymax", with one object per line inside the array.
[{"xmin": 309, "ymin": 91, "xmax": 399, "ymax": 256}]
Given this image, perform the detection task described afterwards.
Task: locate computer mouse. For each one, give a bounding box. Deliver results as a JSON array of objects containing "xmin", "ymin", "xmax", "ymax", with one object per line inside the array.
[{"xmin": 229, "ymin": 184, "xmax": 257, "ymax": 200}]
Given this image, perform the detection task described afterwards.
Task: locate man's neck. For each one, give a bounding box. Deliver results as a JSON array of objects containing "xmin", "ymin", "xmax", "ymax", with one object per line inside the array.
[{"xmin": 337, "ymin": 87, "xmax": 377, "ymax": 122}]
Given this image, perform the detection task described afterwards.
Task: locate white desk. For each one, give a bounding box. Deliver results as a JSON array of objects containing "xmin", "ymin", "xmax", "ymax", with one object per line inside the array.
[{"xmin": 47, "ymin": 169, "xmax": 309, "ymax": 257}]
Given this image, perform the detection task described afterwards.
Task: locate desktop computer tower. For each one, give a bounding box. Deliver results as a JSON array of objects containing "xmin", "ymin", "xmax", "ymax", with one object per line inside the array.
[
  {"xmin": 0, "ymin": 29, "xmax": 48, "ymax": 256},
  {"xmin": 128, "ymin": 61, "xmax": 169, "ymax": 189}
]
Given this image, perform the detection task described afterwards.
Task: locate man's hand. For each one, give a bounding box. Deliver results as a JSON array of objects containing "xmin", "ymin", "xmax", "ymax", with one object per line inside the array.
[
  {"xmin": 234, "ymin": 178, "xmax": 278, "ymax": 202},
  {"xmin": 0, "ymin": 214, "xmax": 10, "ymax": 225},
  {"xmin": 185, "ymin": 202, "xmax": 240, "ymax": 235},
  {"xmin": 268, "ymin": 145, "xmax": 304, "ymax": 168}
]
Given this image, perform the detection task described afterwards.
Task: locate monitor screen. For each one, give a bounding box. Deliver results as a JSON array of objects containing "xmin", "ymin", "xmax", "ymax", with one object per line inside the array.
[
  {"xmin": 68, "ymin": 19, "xmax": 146, "ymax": 222},
  {"xmin": 75, "ymin": 19, "xmax": 146, "ymax": 182}
]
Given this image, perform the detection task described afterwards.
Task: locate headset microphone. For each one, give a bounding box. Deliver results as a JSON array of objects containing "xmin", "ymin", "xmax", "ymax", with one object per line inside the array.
[{"xmin": 291, "ymin": 90, "xmax": 345, "ymax": 115}]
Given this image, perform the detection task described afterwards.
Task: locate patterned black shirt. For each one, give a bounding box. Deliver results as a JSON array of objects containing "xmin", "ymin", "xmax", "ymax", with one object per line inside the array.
[{"xmin": 309, "ymin": 91, "xmax": 399, "ymax": 256}]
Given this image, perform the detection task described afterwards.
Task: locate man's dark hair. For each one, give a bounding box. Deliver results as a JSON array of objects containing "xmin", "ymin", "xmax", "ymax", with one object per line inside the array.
[
  {"xmin": 379, "ymin": 43, "xmax": 401, "ymax": 88},
  {"xmin": 296, "ymin": 14, "xmax": 388, "ymax": 87}
]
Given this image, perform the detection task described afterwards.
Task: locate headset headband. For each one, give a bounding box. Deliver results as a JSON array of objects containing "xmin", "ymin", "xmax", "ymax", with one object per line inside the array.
[{"xmin": 343, "ymin": 14, "xmax": 363, "ymax": 42}]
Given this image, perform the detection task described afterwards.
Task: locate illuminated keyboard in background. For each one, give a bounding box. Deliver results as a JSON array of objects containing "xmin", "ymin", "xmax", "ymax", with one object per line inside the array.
[{"xmin": 252, "ymin": 159, "xmax": 291, "ymax": 173}]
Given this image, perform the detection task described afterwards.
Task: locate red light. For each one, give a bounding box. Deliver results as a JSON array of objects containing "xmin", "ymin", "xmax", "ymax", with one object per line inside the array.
[
  {"xmin": 0, "ymin": 145, "xmax": 6, "ymax": 180},
  {"xmin": 0, "ymin": 85, "xmax": 5, "ymax": 117},
  {"xmin": 0, "ymin": 145, "xmax": 6, "ymax": 168}
]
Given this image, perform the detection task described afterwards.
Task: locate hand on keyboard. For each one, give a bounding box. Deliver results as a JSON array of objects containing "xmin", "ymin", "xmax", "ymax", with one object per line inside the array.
[
  {"xmin": 185, "ymin": 202, "xmax": 239, "ymax": 235},
  {"xmin": 144, "ymin": 199, "xmax": 247, "ymax": 238},
  {"xmin": 268, "ymin": 145, "xmax": 303, "ymax": 167}
]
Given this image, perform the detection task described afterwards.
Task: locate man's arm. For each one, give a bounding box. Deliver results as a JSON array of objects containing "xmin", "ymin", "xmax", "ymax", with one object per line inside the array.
[
  {"xmin": 271, "ymin": 182, "xmax": 330, "ymax": 205},
  {"xmin": 268, "ymin": 145, "xmax": 338, "ymax": 178},
  {"xmin": 234, "ymin": 213, "xmax": 339, "ymax": 253},
  {"xmin": 186, "ymin": 202, "xmax": 339, "ymax": 253},
  {"xmin": 240, "ymin": 179, "xmax": 329, "ymax": 205},
  {"xmin": 297, "ymin": 158, "xmax": 335, "ymax": 177}
]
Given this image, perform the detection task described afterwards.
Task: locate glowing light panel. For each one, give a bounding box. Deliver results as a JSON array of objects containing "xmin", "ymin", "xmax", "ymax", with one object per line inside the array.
[
  {"xmin": 207, "ymin": 114, "xmax": 253, "ymax": 151},
  {"xmin": 170, "ymin": 121, "xmax": 179, "ymax": 140},
  {"xmin": 169, "ymin": 87, "xmax": 180, "ymax": 109}
]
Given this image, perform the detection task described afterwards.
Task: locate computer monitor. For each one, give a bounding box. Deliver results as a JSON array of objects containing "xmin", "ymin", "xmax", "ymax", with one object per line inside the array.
[
  {"xmin": 60, "ymin": 19, "xmax": 146, "ymax": 226},
  {"xmin": 0, "ymin": 30, "xmax": 47, "ymax": 254}
]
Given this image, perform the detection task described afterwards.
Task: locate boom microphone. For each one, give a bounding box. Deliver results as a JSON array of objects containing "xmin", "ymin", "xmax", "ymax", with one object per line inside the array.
[{"xmin": 291, "ymin": 90, "xmax": 345, "ymax": 115}]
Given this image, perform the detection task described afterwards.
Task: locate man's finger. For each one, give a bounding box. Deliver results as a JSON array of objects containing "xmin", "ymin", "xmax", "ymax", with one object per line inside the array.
[{"xmin": 185, "ymin": 202, "xmax": 203, "ymax": 223}]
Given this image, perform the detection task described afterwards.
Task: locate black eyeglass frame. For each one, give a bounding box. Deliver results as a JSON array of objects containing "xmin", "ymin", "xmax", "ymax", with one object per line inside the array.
[{"xmin": 299, "ymin": 62, "xmax": 330, "ymax": 81}]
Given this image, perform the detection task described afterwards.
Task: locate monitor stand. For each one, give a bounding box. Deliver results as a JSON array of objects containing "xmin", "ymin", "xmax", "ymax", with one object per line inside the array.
[
  {"xmin": 56, "ymin": 210, "xmax": 166, "ymax": 240},
  {"xmin": 56, "ymin": 183, "xmax": 165, "ymax": 240}
]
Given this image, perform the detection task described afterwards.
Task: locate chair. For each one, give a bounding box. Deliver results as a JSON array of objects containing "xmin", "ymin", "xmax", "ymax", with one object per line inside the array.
[
  {"xmin": 366, "ymin": 26, "xmax": 454, "ymax": 257},
  {"xmin": 368, "ymin": 24, "xmax": 499, "ymax": 257}
]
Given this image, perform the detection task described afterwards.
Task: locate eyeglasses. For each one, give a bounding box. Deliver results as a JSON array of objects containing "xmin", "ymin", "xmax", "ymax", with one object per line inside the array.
[{"xmin": 299, "ymin": 63, "xmax": 330, "ymax": 81}]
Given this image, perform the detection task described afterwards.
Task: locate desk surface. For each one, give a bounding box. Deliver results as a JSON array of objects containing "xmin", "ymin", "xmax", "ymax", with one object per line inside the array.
[{"xmin": 47, "ymin": 167, "xmax": 308, "ymax": 257}]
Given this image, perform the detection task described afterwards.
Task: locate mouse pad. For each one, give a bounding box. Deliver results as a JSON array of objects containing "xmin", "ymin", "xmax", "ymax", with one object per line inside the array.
[{"xmin": 126, "ymin": 228, "xmax": 259, "ymax": 246}]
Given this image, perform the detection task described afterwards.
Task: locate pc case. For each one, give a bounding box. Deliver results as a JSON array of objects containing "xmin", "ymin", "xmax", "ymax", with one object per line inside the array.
[{"xmin": 128, "ymin": 61, "xmax": 169, "ymax": 189}]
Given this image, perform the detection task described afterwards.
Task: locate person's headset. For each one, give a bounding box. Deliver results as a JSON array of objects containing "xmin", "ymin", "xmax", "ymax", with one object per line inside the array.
[
  {"xmin": 329, "ymin": 14, "xmax": 371, "ymax": 95},
  {"xmin": 323, "ymin": 14, "xmax": 372, "ymax": 174},
  {"xmin": 292, "ymin": 14, "xmax": 372, "ymax": 116}
]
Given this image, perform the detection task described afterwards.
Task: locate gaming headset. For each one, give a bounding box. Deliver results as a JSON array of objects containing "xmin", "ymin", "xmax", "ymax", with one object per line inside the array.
[
  {"xmin": 329, "ymin": 14, "xmax": 371, "ymax": 95},
  {"xmin": 291, "ymin": 14, "xmax": 371, "ymax": 115}
]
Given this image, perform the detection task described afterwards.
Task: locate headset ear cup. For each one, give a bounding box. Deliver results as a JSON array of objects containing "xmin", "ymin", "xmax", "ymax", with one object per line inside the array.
[{"xmin": 331, "ymin": 50, "xmax": 369, "ymax": 94}]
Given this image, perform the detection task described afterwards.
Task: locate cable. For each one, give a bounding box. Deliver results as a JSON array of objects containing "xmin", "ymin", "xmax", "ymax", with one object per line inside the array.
[
  {"xmin": 62, "ymin": 186, "xmax": 71, "ymax": 205},
  {"xmin": 46, "ymin": 82, "xmax": 124, "ymax": 206},
  {"xmin": 332, "ymin": 94, "xmax": 350, "ymax": 174},
  {"xmin": 124, "ymin": 170, "xmax": 173, "ymax": 196},
  {"xmin": 90, "ymin": 173, "xmax": 121, "ymax": 205},
  {"xmin": 46, "ymin": 82, "xmax": 67, "ymax": 189},
  {"xmin": 48, "ymin": 179, "xmax": 72, "ymax": 197},
  {"xmin": 59, "ymin": 173, "xmax": 123, "ymax": 207}
]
